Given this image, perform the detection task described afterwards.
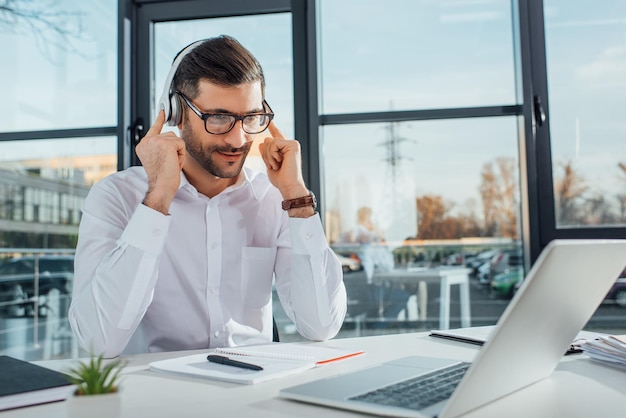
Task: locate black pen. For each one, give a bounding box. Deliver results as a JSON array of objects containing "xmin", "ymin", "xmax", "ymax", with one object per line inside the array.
[{"xmin": 207, "ymin": 354, "xmax": 264, "ymax": 371}]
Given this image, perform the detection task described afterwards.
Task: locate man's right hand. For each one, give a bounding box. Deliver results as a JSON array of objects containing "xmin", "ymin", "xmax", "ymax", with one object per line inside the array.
[{"xmin": 135, "ymin": 110, "xmax": 186, "ymax": 215}]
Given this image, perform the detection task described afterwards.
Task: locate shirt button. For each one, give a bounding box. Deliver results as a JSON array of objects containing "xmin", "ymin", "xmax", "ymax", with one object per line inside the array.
[
  {"xmin": 214, "ymin": 331, "xmax": 220, "ymax": 338},
  {"xmin": 305, "ymin": 233, "xmax": 313, "ymax": 240},
  {"xmin": 152, "ymin": 229, "xmax": 161, "ymax": 237},
  {"xmin": 210, "ymin": 242, "xmax": 218, "ymax": 250}
]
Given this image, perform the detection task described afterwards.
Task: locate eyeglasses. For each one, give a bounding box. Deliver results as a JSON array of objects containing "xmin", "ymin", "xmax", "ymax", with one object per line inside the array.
[{"xmin": 176, "ymin": 91, "xmax": 274, "ymax": 135}]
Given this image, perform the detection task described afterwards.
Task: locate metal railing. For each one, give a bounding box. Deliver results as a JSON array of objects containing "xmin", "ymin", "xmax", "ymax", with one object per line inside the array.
[{"xmin": 0, "ymin": 248, "xmax": 76, "ymax": 359}]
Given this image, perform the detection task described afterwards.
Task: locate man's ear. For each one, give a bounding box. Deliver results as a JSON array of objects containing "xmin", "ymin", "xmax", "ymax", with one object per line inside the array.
[{"xmin": 176, "ymin": 97, "xmax": 186, "ymax": 131}]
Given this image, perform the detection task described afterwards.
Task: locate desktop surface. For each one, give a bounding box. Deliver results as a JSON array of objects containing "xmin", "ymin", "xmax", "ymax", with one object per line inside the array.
[{"xmin": 2, "ymin": 331, "xmax": 625, "ymax": 418}]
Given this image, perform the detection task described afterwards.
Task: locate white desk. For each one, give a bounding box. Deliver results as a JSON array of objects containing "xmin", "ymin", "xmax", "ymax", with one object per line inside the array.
[
  {"xmin": 375, "ymin": 267, "xmax": 471, "ymax": 329},
  {"xmin": 4, "ymin": 331, "xmax": 626, "ymax": 418}
]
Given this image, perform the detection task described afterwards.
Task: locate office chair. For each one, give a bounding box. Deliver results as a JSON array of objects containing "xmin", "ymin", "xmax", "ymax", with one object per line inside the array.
[{"xmin": 272, "ymin": 317, "xmax": 280, "ymax": 342}]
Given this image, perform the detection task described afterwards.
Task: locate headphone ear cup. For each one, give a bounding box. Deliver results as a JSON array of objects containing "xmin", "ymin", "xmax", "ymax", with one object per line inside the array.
[
  {"xmin": 158, "ymin": 40, "xmax": 204, "ymax": 126},
  {"xmin": 158, "ymin": 92, "xmax": 171, "ymax": 124},
  {"xmin": 169, "ymin": 93, "xmax": 182, "ymax": 126}
]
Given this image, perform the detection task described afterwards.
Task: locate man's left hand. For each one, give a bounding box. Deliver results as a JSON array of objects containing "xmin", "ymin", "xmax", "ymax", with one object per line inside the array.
[{"xmin": 259, "ymin": 122, "xmax": 309, "ymax": 200}]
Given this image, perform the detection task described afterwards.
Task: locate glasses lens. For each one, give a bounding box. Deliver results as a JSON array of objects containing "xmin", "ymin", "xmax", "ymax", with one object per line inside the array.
[
  {"xmin": 205, "ymin": 115, "xmax": 235, "ymax": 134},
  {"xmin": 242, "ymin": 114, "xmax": 272, "ymax": 134},
  {"xmin": 243, "ymin": 115, "xmax": 267, "ymax": 133}
]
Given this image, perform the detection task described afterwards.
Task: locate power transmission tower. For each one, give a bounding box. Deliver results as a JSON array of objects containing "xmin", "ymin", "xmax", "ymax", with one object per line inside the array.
[
  {"xmin": 377, "ymin": 119, "xmax": 417, "ymax": 242},
  {"xmin": 379, "ymin": 121, "xmax": 415, "ymax": 196}
]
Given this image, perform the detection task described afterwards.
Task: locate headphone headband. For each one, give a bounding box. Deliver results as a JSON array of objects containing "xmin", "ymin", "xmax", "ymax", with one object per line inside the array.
[{"xmin": 158, "ymin": 40, "xmax": 205, "ymax": 126}]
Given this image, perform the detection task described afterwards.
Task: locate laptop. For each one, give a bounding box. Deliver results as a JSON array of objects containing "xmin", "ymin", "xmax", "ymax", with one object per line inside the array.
[{"xmin": 280, "ymin": 239, "xmax": 626, "ymax": 418}]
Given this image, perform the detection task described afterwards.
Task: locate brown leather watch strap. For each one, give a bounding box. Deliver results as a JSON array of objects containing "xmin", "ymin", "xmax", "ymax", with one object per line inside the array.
[{"xmin": 282, "ymin": 192, "xmax": 317, "ymax": 211}]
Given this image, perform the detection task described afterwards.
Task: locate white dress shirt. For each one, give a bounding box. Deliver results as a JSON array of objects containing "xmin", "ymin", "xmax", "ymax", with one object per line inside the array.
[{"xmin": 68, "ymin": 166, "xmax": 346, "ymax": 358}]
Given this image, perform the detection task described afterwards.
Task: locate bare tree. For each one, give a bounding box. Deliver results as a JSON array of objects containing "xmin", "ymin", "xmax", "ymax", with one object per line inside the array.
[
  {"xmin": 458, "ymin": 198, "xmax": 482, "ymax": 237},
  {"xmin": 415, "ymin": 195, "xmax": 475, "ymax": 240},
  {"xmin": 496, "ymin": 157, "xmax": 518, "ymax": 239},
  {"xmin": 0, "ymin": 0, "xmax": 86, "ymax": 62},
  {"xmin": 554, "ymin": 161, "xmax": 587, "ymax": 225},
  {"xmin": 479, "ymin": 157, "xmax": 518, "ymax": 239},
  {"xmin": 415, "ymin": 195, "xmax": 449, "ymax": 239},
  {"xmin": 479, "ymin": 162, "xmax": 498, "ymax": 236},
  {"xmin": 585, "ymin": 194, "xmax": 617, "ymax": 225},
  {"xmin": 618, "ymin": 163, "xmax": 626, "ymax": 222}
]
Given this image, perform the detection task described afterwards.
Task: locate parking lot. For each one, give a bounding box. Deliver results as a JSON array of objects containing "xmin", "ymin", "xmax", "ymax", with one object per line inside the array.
[
  {"xmin": 2, "ymin": 258, "xmax": 625, "ymax": 360},
  {"xmin": 276, "ymin": 268, "xmax": 626, "ymax": 341}
]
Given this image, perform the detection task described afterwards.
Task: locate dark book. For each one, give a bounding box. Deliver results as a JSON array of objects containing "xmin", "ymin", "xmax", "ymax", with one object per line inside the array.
[{"xmin": 0, "ymin": 355, "xmax": 74, "ymax": 411}]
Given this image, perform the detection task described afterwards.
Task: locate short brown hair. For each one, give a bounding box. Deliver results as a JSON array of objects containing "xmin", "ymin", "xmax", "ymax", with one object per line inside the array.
[{"xmin": 172, "ymin": 35, "xmax": 266, "ymax": 100}]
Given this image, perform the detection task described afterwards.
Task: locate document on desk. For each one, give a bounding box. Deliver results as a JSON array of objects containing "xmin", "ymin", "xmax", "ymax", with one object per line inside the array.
[
  {"xmin": 579, "ymin": 334, "xmax": 626, "ymax": 369},
  {"xmin": 429, "ymin": 326, "xmax": 602, "ymax": 355},
  {"xmin": 149, "ymin": 342, "xmax": 364, "ymax": 385},
  {"xmin": 429, "ymin": 325, "xmax": 494, "ymax": 346}
]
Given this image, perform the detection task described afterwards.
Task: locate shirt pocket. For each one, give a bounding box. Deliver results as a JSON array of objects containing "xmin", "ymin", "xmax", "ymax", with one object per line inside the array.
[{"xmin": 241, "ymin": 246, "xmax": 277, "ymax": 308}]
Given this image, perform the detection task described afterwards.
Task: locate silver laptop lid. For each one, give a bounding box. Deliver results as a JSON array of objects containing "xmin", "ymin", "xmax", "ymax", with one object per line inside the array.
[{"xmin": 441, "ymin": 239, "xmax": 626, "ymax": 418}]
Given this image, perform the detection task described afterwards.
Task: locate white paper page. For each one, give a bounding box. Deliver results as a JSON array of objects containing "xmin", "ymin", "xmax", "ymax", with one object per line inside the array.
[{"xmin": 149, "ymin": 353, "xmax": 315, "ymax": 385}]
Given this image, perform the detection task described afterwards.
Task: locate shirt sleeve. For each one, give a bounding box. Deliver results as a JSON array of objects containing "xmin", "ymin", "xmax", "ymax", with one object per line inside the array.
[
  {"xmin": 274, "ymin": 213, "xmax": 347, "ymax": 341},
  {"xmin": 68, "ymin": 183, "xmax": 170, "ymax": 358}
]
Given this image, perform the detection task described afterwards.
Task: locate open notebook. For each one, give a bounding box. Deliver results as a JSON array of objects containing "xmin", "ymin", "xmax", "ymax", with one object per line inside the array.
[
  {"xmin": 280, "ymin": 239, "xmax": 626, "ymax": 418},
  {"xmin": 149, "ymin": 342, "xmax": 363, "ymax": 385}
]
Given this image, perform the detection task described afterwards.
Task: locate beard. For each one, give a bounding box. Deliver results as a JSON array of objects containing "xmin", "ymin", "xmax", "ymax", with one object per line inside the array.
[{"xmin": 181, "ymin": 121, "xmax": 252, "ymax": 179}]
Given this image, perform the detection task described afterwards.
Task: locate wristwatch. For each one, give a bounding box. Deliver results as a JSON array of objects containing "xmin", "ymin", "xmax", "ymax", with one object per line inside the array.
[{"xmin": 281, "ymin": 190, "xmax": 317, "ymax": 211}]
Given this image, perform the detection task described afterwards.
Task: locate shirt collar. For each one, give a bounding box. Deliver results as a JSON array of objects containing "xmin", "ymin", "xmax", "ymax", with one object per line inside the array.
[{"xmin": 178, "ymin": 168, "xmax": 263, "ymax": 201}]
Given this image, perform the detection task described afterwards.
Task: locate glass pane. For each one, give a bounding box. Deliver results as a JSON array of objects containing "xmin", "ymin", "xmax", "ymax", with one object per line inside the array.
[
  {"xmin": 154, "ymin": 14, "xmax": 294, "ymax": 173},
  {"xmin": 0, "ymin": 0, "xmax": 118, "ymax": 131},
  {"xmin": 318, "ymin": 0, "xmax": 517, "ymax": 114},
  {"xmin": 544, "ymin": 0, "xmax": 626, "ymax": 227},
  {"xmin": 0, "ymin": 136, "xmax": 116, "ymax": 360},
  {"xmin": 0, "ymin": 136, "xmax": 116, "ymax": 243},
  {"xmin": 322, "ymin": 117, "xmax": 524, "ymax": 331}
]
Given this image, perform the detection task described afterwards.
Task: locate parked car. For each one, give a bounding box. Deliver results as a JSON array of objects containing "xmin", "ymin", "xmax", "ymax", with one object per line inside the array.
[
  {"xmin": 488, "ymin": 249, "xmax": 523, "ymax": 282},
  {"xmin": 491, "ymin": 269, "xmax": 524, "ymax": 298},
  {"xmin": 445, "ymin": 253, "xmax": 466, "ymax": 266},
  {"xmin": 337, "ymin": 253, "xmax": 362, "ymax": 273},
  {"xmin": 466, "ymin": 249, "xmax": 498, "ymax": 277},
  {"xmin": 333, "ymin": 250, "xmax": 362, "ymax": 273},
  {"xmin": 477, "ymin": 261, "xmax": 491, "ymax": 284},
  {"xmin": 605, "ymin": 275, "xmax": 626, "ymax": 308},
  {"xmin": 0, "ymin": 255, "xmax": 74, "ymax": 316}
]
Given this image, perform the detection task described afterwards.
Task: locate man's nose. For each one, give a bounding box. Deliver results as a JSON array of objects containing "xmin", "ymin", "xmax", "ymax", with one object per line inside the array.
[{"xmin": 223, "ymin": 121, "xmax": 247, "ymax": 148}]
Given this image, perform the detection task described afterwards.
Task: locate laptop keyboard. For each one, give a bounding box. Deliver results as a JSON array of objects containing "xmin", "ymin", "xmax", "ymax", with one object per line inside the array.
[{"xmin": 349, "ymin": 362, "xmax": 471, "ymax": 411}]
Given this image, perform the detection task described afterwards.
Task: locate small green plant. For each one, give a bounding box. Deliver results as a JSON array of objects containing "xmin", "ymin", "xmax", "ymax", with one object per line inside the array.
[{"xmin": 65, "ymin": 354, "xmax": 126, "ymax": 395}]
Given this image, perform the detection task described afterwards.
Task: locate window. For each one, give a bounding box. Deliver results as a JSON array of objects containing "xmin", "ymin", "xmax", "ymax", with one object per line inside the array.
[
  {"xmin": 322, "ymin": 118, "xmax": 521, "ymax": 246},
  {"xmin": 0, "ymin": 0, "xmax": 117, "ymax": 361},
  {"xmin": 543, "ymin": 0, "xmax": 626, "ymax": 228},
  {"xmin": 0, "ymin": 0, "xmax": 117, "ymax": 131},
  {"xmin": 318, "ymin": 0, "xmax": 517, "ymax": 114},
  {"xmin": 318, "ymin": 0, "xmax": 525, "ymax": 334}
]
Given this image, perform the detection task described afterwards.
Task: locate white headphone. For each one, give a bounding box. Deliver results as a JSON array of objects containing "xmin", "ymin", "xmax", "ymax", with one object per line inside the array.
[{"xmin": 157, "ymin": 40, "xmax": 205, "ymax": 126}]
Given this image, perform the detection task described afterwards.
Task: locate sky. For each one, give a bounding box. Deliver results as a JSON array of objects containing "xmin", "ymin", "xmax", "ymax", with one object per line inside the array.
[{"xmin": 0, "ymin": 0, "xmax": 624, "ymax": 241}]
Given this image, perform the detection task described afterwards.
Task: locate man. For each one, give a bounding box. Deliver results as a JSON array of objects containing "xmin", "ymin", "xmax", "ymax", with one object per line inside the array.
[
  {"xmin": 69, "ymin": 35, "xmax": 347, "ymax": 358},
  {"xmin": 351, "ymin": 206, "xmax": 409, "ymax": 322}
]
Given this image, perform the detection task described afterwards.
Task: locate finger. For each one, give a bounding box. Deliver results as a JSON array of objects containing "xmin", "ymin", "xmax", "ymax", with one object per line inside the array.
[
  {"xmin": 259, "ymin": 140, "xmax": 274, "ymax": 171},
  {"xmin": 267, "ymin": 121, "xmax": 285, "ymax": 139},
  {"xmin": 145, "ymin": 110, "xmax": 166, "ymax": 137},
  {"xmin": 176, "ymin": 141, "xmax": 186, "ymax": 169},
  {"xmin": 260, "ymin": 139, "xmax": 280, "ymax": 171}
]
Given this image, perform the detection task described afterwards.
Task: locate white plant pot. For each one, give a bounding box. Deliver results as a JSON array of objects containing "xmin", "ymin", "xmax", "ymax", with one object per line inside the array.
[{"xmin": 66, "ymin": 391, "xmax": 121, "ymax": 418}]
